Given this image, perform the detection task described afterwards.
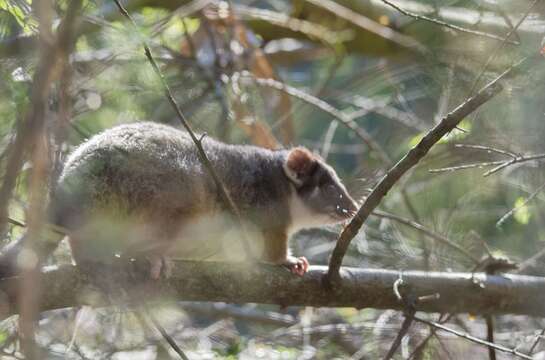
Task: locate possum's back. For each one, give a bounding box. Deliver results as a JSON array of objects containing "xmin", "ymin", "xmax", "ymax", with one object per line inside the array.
[
  {"xmin": 52, "ymin": 122, "xmax": 291, "ymax": 263},
  {"xmin": 54, "ymin": 122, "xmax": 214, "ymax": 231}
]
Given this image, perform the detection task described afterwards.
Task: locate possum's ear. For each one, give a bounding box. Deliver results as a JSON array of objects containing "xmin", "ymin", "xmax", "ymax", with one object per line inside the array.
[{"xmin": 283, "ymin": 147, "xmax": 316, "ymax": 187}]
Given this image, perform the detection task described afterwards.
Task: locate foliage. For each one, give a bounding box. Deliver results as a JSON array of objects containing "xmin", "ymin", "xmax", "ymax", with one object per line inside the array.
[{"xmin": 0, "ymin": 0, "xmax": 544, "ymax": 358}]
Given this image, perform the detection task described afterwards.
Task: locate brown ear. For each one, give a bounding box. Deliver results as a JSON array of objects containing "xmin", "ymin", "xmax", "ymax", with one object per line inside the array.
[{"xmin": 283, "ymin": 147, "xmax": 316, "ymax": 186}]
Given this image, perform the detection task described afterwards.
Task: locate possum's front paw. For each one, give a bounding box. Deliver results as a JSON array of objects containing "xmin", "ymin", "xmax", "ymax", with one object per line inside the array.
[
  {"xmin": 148, "ymin": 255, "xmax": 173, "ymax": 280},
  {"xmin": 283, "ymin": 256, "xmax": 309, "ymax": 276}
]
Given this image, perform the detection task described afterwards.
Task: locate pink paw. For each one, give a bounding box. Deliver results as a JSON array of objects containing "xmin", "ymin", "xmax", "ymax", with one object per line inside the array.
[
  {"xmin": 284, "ymin": 256, "xmax": 309, "ymax": 276},
  {"xmin": 148, "ymin": 255, "xmax": 173, "ymax": 280}
]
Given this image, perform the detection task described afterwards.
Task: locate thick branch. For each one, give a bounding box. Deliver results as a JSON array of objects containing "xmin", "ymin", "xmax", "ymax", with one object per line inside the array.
[{"xmin": 0, "ymin": 262, "xmax": 544, "ymax": 318}]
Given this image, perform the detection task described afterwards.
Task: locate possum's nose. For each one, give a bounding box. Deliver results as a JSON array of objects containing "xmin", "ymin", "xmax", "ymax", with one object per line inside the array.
[
  {"xmin": 348, "ymin": 197, "xmax": 358, "ymax": 213},
  {"xmin": 346, "ymin": 194, "xmax": 358, "ymax": 216}
]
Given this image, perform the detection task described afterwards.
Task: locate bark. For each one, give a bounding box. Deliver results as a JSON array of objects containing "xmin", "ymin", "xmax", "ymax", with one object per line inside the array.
[{"xmin": 0, "ymin": 261, "xmax": 544, "ymax": 319}]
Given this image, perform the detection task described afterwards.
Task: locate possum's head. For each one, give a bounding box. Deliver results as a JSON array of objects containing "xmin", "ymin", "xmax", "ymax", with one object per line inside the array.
[{"xmin": 283, "ymin": 147, "xmax": 358, "ymax": 233}]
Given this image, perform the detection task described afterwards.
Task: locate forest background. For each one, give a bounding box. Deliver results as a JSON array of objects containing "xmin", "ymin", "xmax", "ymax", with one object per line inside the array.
[{"xmin": 1, "ymin": 0, "xmax": 545, "ymax": 359}]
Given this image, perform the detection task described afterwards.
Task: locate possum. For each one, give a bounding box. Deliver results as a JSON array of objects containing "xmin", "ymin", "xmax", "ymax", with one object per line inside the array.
[{"xmin": 4, "ymin": 122, "xmax": 358, "ymax": 278}]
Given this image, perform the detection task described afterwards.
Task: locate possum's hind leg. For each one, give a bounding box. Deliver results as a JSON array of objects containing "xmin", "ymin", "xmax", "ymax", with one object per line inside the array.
[{"xmin": 139, "ymin": 214, "xmax": 183, "ymax": 280}]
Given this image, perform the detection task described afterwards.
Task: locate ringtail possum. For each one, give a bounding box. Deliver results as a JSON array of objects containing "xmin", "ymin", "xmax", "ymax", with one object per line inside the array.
[{"xmin": 51, "ymin": 122, "xmax": 357, "ymax": 277}]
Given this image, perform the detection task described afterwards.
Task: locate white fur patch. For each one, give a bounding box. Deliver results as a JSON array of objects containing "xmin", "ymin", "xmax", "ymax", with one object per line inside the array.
[{"xmin": 287, "ymin": 187, "xmax": 333, "ymax": 236}]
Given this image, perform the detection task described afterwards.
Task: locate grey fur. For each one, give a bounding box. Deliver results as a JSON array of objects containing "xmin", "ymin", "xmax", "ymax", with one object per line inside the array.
[{"xmin": 51, "ymin": 122, "xmax": 356, "ymax": 266}]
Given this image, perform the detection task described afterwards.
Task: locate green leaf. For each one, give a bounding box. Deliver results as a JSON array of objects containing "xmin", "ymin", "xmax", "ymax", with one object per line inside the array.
[
  {"xmin": 0, "ymin": 0, "xmax": 36, "ymax": 35},
  {"xmin": 408, "ymin": 133, "xmax": 424, "ymax": 147},
  {"xmin": 513, "ymin": 197, "xmax": 531, "ymax": 225}
]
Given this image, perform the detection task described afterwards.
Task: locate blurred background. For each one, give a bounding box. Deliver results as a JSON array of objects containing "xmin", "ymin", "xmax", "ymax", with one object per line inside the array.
[{"xmin": 0, "ymin": 0, "xmax": 545, "ymax": 358}]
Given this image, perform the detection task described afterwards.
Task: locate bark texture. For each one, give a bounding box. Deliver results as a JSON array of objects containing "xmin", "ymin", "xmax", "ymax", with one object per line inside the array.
[{"xmin": 0, "ymin": 262, "xmax": 543, "ymax": 318}]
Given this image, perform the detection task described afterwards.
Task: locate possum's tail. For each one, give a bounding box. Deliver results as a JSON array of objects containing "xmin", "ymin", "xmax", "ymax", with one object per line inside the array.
[
  {"xmin": 0, "ymin": 233, "xmax": 28, "ymax": 278},
  {"xmin": 0, "ymin": 184, "xmax": 81, "ymax": 279},
  {"xmin": 0, "ymin": 212, "xmax": 68, "ymax": 279}
]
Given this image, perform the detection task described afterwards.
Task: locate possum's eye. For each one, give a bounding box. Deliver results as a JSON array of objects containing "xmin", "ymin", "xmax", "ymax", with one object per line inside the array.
[{"xmin": 324, "ymin": 184, "xmax": 336, "ymax": 194}]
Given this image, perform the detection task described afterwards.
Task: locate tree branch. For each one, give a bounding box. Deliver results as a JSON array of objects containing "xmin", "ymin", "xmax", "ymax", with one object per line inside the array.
[
  {"xmin": 1, "ymin": 262, "xmax": 545, "ymax": 319},
  {"xmin": 380, "ymin": 0, "xmax": 519, "ymax": 44},
  {"xmin": 327, "ymin": 55, "xmax": 537, "ymax": 279}
]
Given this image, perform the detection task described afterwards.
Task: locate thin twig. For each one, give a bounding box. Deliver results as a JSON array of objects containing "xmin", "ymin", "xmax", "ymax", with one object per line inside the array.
[
  {"xmin": 454, "ymin": 144, "xmax": 517, "ymax": 159},
  {"xmin": 235, "ymin": 4, "xmax": 351, "ymax": 47},
  {"xmin": 467, "ymin": 0, "xmax": 540, "ymax": 96},
  {"xmin": 306, "ymin": 0, "xmax": 427, "ymax": 53},
  {"xmin": 496, "ymin": 181, "xmax": 545, "ymax": 227},
  {"xmin": 112, "ymin": 0, "xmax": 252, "ymax": 257},
  {"xmin": 372, "ymin": 210, "xmax": 480, "ymax": 264},
  {"xmin": 238, "ymin": 72, "xmax": 391, "ymax": 164},
  {"xmin": 529, "ymin": 328, "xmax": 545, "ymax": 354},
  {"xmin": 495, "ymin": 4, "xmax": 521, "ymax": 43},
  {"xmin": 486, "ymin": 315, "xmax": 497, "ymax": 360},
  {"xmin": 348, "ymin": 96, "xmax": 427, "ymax": 132},
  {"xmin": 177, "ymin": 17, "xmax": 231, "ymax": 140},
  {"xmin": 381, "ymin": 0, "xmax": 519, "ymax": 44},
  {"xmin": 134, "ymin": 308, "xmax": 189, "ymax": 360},
  {"xmin": 484, "ymin": 153, "xmax": 545, "ymax": 177},
  {"xmin": 413, "ymin": 315, "xmax": 533, "ymax": 360},
  {"xmin": 428, "ymin": 152, "xmax": 545, "ymax": 175},
  {"xmin": 145, "ymin": 310, "xmax": 189, "ymax": 360},
  {"xmin": 151, "ymin": 0, "xmax": 211, "ymax": 35},
  {"xmin": 408, "ymin": 314, "xmax": 453, "ymax": 360},
  {"xmin": 327, "ymin": 56, "xmax": 531, "ymax": 279},
  {"xmin": 321, "ymin": 121, "xmax": 339, "ymax": 160},
  {"xmin": 435, "ymin": 335, "xmax": 455, "ymax": 360},
  {"xmin": 383, "ymin": 310, "xmax": 416, "ymax": 360},
  {"xmin": 182, "ymin": 302, "xmax": 296, "ymax": 326},
  {"xmin": 517, "ymin": 246, "xmax": 545, "ymax": 274},
  {"xmin": 429, "ymin": 160, "xmax": 506, "ymax": 174}
]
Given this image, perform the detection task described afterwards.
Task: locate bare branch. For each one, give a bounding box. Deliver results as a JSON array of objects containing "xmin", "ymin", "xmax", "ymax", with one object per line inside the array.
[
  {"xmin": 327, "ymin": 56, "xmax": 533, "ymax": 279},
  {"xmin": 484, "ymin": 153, "xmax": 545, "ymax": 177},
  {"xmin": 517, "ymin": 246, "xmax": 545, "ymax": 274},
  {"xmin": 234, "ymin": 4, "xmax": 352, "ymax": 47},
  {"xmin": 383, "ymin": 310, "xmax": 415, "ymax": 360},
  {"xmin": 413, "ymin": 315, "xmax": 533, "ymax": 360},
  {"xmin": 429, "ymin": 153, "xmax": 545, "ymax": 175},
  {"xmin": 429, "ymin": 160, "xmax": 506, "ymax": 174},
  {"xmin": 454, "ymin": 144, "xmax": 517, "ymax": 159},
  {"xmin": 467, "ymin": 0, "xmax": 540, "ymax": 95},
  {"xmin": 408, "ymin": 314, "xmax": 453, "ymax": 360},
  {"xmin": 496, "ymin": 181, "xmax": 545, "ymax": 227},
  {"xmin": 238, "ymin": 72, "xmax": 392, "ymax": 164},
  {"xmin": 142, "ymin": 308, "xmax": 190, "ymax": 360},
  {"xmin": 372, "ymin": 210, "xmax": 480, "ymax": 264},
  {"xmin": 305, "ymin": 0, "xmax": 427, "ymax": 53},
  {"xmin": 529, "ymin": 328, "xmax": 545, "ymax": 354},
  {"xmin": 381, "ymin": 0, "xmax": 519, "ymax": 44},
  {"xmin": 486, "ymin": 315, "xmax": 497, "ymax": 360}
]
